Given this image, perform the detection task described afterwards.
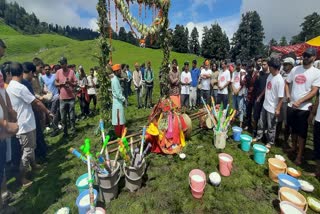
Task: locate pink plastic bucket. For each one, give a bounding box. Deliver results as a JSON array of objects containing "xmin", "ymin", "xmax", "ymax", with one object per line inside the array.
[
  {"xmin": 190, "ymin": 184, "xmax": 205, "ymax": 199},
  {"xmin": 189, "ymin": 169, "xmax": 206, "ymax": 191},
  {"xmin": 86, "ymin": 207, "xmax": 106, "ymax": 214},
  {"xmin": 219, "ymin": 153, "xmax": 233, "ymax": 177}
]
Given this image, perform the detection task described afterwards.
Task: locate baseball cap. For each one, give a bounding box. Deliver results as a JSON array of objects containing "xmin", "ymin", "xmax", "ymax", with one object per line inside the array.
[
  {"xmin": 303, "ymin": 48, "xmax": 317, "ymax": 56},
  {"xmin": 58, "ymin": 57, "xmax": 68, "ymax": 65},
  {"xmin": 112, "ymin": 64, "xmax": 121, "ymax": 71},
  {"xmin": 283, "ymin": 57, "xmax": 295, "ymax": 66}
]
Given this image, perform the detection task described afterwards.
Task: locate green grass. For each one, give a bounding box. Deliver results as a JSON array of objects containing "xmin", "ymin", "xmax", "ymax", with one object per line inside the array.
[
  {"xmin": 0, "ymin": 19, "xmax": 20, "ymax": 36},
  {"xmin": 1, "ymin": 23, "xmax": 320, "ymax": 213}
]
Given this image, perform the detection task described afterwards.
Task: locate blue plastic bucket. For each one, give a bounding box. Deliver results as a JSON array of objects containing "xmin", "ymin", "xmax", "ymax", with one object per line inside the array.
[
  {"xmin": 278, "ymin": 174, "xmax": 301, "ymax": 191},
  {"xmin": 240, "ymin": 134, "xmax": 252, "ymax": 152},
  {"xmin": 253, "ymin": 144, "xmax": 268, "ymax": 164},
  {"xmin": 75, "ymin": 189, "xmax": 98, "ymax": 214},
  {"xmin": 76, "ymin": 173, "xmax": 90, "ymax": 193},
  {"xmin": 232, "ymin": 126, "xmax": 242, "ymax": 141}
]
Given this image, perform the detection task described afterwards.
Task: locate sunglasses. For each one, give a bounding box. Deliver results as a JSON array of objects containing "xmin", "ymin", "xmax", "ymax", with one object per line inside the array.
[{"xmin": 303, "ymin": 54, "xmax": 312, "ymax": 58}]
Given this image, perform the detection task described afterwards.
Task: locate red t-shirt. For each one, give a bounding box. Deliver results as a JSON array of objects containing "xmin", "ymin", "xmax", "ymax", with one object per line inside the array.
[{"xmin": 56, "ymin": 68, "xmax": 77, "ymax": 100}]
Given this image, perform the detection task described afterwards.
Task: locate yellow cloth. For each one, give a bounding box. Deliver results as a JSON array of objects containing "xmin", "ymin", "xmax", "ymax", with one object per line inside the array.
[
  {"xmin": 147, "ymin": 123, "xmax": 159, "ymax": 136},
  {"xmin": 306, "ymin": 36, "xmax": 320, "ymax": 47}
]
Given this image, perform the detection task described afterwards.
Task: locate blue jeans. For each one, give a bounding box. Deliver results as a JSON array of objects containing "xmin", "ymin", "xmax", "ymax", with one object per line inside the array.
[{"xmin": 232, "ymin": 95, "xmax": 245, "ymax": 122}]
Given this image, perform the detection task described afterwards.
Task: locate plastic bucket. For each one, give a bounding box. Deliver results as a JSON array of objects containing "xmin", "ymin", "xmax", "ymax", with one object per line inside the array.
[
  {"xmin": 280, "ymin": 201, "xmax": 306, "ymax": 214},
  {"xmin": 86, "ymin": 207, "xmax": 106, "ymax": 214},
  {"xmin": 232, "ymin": 126, "xmax": 242, "ymax": 141},
  {"xmin": 76, "ymin": 173, "xmax": 95, "ymax": 193},
  {"xmin": 214, "ymin": 130, "xmax": 227, "ymax": 149},
  {"xmin": 189, "ymin": 169, "xmax": 206, "ymax": 191},
  {"xmin": 218, "ymin": 153, "xmax": 233, "ymax": 177},
  {"xmin": 123, "ymin": 154, "xmax": 146, "ymax": 192},
  {"xmin": 97, "ymin": 160, "xmax": 120, "ymax": 188},
  {"xmin": 240, "ymin": 134, "xmax": 252, "ymax": 152},
  {"xmin": 75, "ymin": 189, "xmax": 98, "ymax": 214},
  {"xmin": 253, "ymin": 144, "xmax": 268, "ymax": 164},
  {"xmin": 279, "ymin": 187, "xmax": 307, "ymax": 212},
  {"xmin": 99, "ymin": 175, "xmax": 120, "ymax": 203},
  {"xmin": 278, "ymin": 174, "xmax": 301, "ymax": 191},
  {"xmin": 190, "ymin": 184, "xmax": 205, "ymax": 199},
  {"xmin": 268, "ymin": 158, "xmax": 287, "ymax": 182}
]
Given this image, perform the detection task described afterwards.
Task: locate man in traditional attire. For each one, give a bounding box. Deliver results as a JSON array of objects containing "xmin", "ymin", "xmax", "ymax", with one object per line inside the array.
[{"xmin": 111, "ymin": 64, "xmax": 126, "ymax": 137}]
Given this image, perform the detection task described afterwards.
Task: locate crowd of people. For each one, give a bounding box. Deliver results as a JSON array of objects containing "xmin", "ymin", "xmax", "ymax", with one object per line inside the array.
[
  {"xmin": 0, "ymin": 39, "xmax": 101, "ymax": 209},
  {"xmin": 1, "ymin": 37, "xmax": 320, "ymax": 210}
]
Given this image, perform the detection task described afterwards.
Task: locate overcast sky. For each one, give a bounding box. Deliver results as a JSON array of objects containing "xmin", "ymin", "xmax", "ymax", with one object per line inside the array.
[{"xmin": 7, "ymin": 0, "xmax": 320, "ymax": 43}]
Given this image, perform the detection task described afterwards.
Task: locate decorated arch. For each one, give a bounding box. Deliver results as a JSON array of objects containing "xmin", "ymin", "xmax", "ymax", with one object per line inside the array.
[{"xmin": 96, "ymin": 0, "xmax": 171, "ymax": 118}]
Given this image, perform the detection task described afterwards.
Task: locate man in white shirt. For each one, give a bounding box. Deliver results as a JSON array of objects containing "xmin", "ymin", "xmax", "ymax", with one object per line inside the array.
[
  {"xmin": 286, "ymin": 48, "xmax": 320, "ymax": 165},
  {"xmin": 231, "ymin": 60, "xmax": 246, "ymax": 127},
  {"xmin": 87, "ymin": 68, "xmax": 98, "ymax": 113},
  {"xmin": 200, "ymin": 60, "xmax": 212, "ymax": 105},
  {"xmin": 217, "ymin": 60, "xmax": 231, "ymax": 109},
  {"xmin": 253, "ymin": 58, "xmax": 284, "ymax": 149},
  {"xmin": 133, "ymin": 63, "xmax": 143, "ymax": 109},
  {"xmin": 180, "ymin": 62, "xmax": 192, "ymax": 111},
  {"xmin": 6, "ymin": 62, "xmax": 53, "ymax": 187}
]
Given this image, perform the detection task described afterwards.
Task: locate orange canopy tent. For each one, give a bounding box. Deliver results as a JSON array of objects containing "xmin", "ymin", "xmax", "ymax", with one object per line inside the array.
[{"xmin": 271, "ymin": 36, "xmax": 320, "ymax": 57}]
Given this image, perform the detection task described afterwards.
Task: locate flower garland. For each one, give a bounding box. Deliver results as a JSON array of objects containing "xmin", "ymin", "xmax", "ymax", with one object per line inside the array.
[{"xmin": 114, "ymin": 0, "xmax": 169, "ymax": 37}]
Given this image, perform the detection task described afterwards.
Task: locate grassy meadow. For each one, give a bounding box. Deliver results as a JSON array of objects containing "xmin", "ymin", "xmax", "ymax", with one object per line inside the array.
[{"xmin": 1, "ymin": 23, "xmax": 320, "ymax": 214}]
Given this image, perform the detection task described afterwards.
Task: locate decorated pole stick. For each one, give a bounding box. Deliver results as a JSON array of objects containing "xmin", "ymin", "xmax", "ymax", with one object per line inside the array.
[
  {"xmin": 112, "ymin": 147, "xmax": 120, "ymax": 171},
  {"xmin": 138, "ymin": 143, "xmax": 152, "ymax": 166},
  {"xmin": 201, "ymin": 97, "xmax": 216, "ymax": 127},
  {"xmin": 80, "ymin": 139, "xmax": 95, "ymax": 214},
  {"xmin": 130, "ymin": 137, "xmax": 134, "ymax": 158},
  {"xmin": 140, "ymin": 126, "xmax": 147, "ymax": 157},
  {"xmin": 131, "ymin": 148, "xmax": 140, "ymax": 167},
  {"xmin": 216, "ymin": 103, "xmax": 224, "ymax": 132}
]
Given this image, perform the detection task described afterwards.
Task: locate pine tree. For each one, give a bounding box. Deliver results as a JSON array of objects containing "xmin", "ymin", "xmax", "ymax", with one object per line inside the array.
[
  {"xmin": 127, "ymin": 31, "xmax": 138, "ymax": 46},
  {"xmin": 269, "ymin": 38, "xmax": 278, "ymax": 47},
  {"xmin": 230, "ymin": 11, "xmax": 265, "ymax": 61},
  {"xmin": 201, "ymin": 23, "xmax": 229, "ymax": 60},
  {"xmin": 171, "ymin": 25, "xmax": 188, "ymax": 53},
  {"xmin": 118, "ymin": 27, "xmax": 127, "ymax": 42},
  {"xmin": 189, "ymin": 27, "xmax": 200, "ymax": 55},
  {"xmin": 291, "ymin": 12, "xmax": 320, "ymax": 44},
  {"xmin": 279, "ymin": 36, "xmax": 288, "ymax": 46}
]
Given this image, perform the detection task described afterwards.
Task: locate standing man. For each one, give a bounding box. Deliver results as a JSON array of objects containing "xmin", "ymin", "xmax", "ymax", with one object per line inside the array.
[
  {"xmin": 42, "ymin": 64, "xmax": 60, "ymax": 137},
  {"xmin": 0, "ymin": 39, "xmax": 18, "ymax": 210},
  {"xmin": 217, "ymin": 60, "xmax": 230, "ymax": 108},
  {"xmin": 276, "ymin": 57, "xmax": 295, "ymax": 145},
  {"xmin": 253, "ymin": 58, "xmax": 284, "ymax": 149},
  {"xmin": 309, "ymin": 89, "xmax": 320, "ymax": 178},
  {"xmin": 190, "ymin": 60, "xmax": 200, "ymax": 110},
  {"xmin": 211, "ymin": 62, "xmax": 219, "ymax": 103},
  {"xmin": 200, "ymin": 60, "xmax": 212, "ymax": 105},
  {"xmin": 231, "ymin": 60, "xmax": 246, "ymax": 127},
  {"xmin": 7, "ymin": 62, "xmax": 52, "ymax": 187},
  {"xmin": 169, "ymin": 60, "xmax": 181, "ymax": 107},
  {"xmin": 253, "ymin": 58, "xmax": 270, "ymax": 136},
  {"xmin": 87, "ymin": 68, "xmax": 98, "ymax": 113},
  {"xmin": 55, "ymin": 57, "xmax": 77, "ymax": 137},
  {"xmin": 144, "ymin": 61, "xmax": 154, "ymax": 108},
  {"xmin": 111, "ymin": 64, "xmax": 126, "ymax": 137},
  {"xmin": 286, "ymin": 48, "xmax": 320, "ymax": 165},
  {"xmin": 133, "ymin": 63, "xmax": 143, "ymax": 109},
  {"xmin": 180, "ymin": 62, "xmax": 192, "ymax": 111}
]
